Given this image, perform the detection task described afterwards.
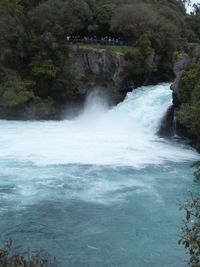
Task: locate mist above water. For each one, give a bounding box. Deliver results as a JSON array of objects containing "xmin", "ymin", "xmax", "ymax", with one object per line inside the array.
[{"xmin": 0, "ymin": 84, "xmax": 197, "ymax": 168}]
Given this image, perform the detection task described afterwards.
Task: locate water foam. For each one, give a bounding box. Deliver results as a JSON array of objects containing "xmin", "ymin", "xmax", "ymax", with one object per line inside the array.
[
  {"xmin": 0, "ymin": 84, "xmax": 198, "ymax": 167},
  {"xmin": 185, "ymin": 0, "xmax": 199, "ymax": 14}
]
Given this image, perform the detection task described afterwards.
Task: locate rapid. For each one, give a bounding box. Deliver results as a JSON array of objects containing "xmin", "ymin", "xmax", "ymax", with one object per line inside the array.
[{"xmin": 0, "ymin": 83, "xmax": 199, "ymax": 266}]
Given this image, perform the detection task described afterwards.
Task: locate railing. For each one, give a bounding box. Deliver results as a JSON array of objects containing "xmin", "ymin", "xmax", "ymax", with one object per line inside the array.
[{"xmin": 67, "ymin": 36, "xmax": 126, "ymax": 46}]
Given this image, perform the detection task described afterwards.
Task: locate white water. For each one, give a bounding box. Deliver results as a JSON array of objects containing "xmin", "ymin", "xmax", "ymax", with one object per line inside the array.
[
  {"xmin": 0, "ymin": 83, "xmax": 199, "ymax": 267},
  {"xmin": 185, "ymin": 0, "xmax": 199, "ymax": 14},
  {"xmin": 0, "ymin": 84, "xmax": 197, "ymax": 168}
]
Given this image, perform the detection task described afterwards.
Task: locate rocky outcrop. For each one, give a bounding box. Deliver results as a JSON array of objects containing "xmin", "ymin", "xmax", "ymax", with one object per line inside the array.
[
  {"xmin": 69, "ymin": 45, "xmax": 175, "ymax": 105},
  {"xmin": 171, "ymin": 53, "xmax": 190, "ymax": 106},
  {"xmin": 160, "ymin": 53, "xmax": 192, "ymax": 138},
  {"xmin": 68, "ymin": 45, "xmax": 130, "ymax": 104},
  {"xmin": 172, "ymin": 45, "xmax": 200, "ymax": 106}
]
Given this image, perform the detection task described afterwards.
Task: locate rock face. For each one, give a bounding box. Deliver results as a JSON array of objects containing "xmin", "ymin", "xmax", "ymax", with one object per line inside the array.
[
  {"xmin": 159, "ymin": 53, "xmax": 191, "ymax": 138},
  {"xmin": 69, "ymin": 46, "xmax": 130, "ymax": 104},
  {"xmin": 171, "ymin": 53, "xmax": 190, "ymax": 106},
  {"xmin": 69, "ymin": 45, "xmax": 173, "ymax": 105}
]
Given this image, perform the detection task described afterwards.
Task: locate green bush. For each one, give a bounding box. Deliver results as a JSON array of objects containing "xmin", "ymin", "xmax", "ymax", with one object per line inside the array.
[
  {"xmin": 178, "ymin": 66, "xmax": 200, "ymax": 150},
  {"xmin": 124, "ymin": 34, "xmax": 156, "ymax": 78},
  {"xmin": 0, "ymin": 75, "xmax": 57, "ymax": 118},
  {"xmin": 30, "ymin": 56, "xmax": 59, "ymax": 79},
  {"xmin": 0, "ymin": 75, "xmax": 35, "ymax": 109},
  {"xmin": 179, "ymin": 104, "xmax": 200, "ymax": 147},
  {"xmin": 179, "ymin": 193, "xmax": 200, "ymax": 267},
  {"xmin": 178, "ymin": 66, "xmax": 200, "ymax": 104},
  {"xmin": 93, "ymin": 2, "xmax": 116, "ymax": 34}
]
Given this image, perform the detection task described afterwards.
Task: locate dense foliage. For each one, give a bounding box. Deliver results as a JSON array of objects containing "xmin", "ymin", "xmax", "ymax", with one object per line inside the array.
[
  {"xmin": 0, "ymin": 0, "xmax": 200, "ymax": 118},
  {"xmin": 124, "ymin": 34, "xmax": 156, "ymax": 83},
  {"xmin": 178, "ymin": 65, "xmax": 200, "ymax": 150},
  {"xmin": 179, "ymin": 193, "xmax": 200, "ymax": 267}
]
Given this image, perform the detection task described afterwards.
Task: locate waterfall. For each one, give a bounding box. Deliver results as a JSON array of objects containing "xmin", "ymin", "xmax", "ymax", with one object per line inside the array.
[
  {"xmin": 0, "ymin": 83, "xmax": 197, "ymax": 168},
  {"xmin": 0, "ymin": 83, "xmax": 199, "ymax": 267},
  {"xmin": 173, "ymin": 108, "xmax": 178, "ymax": 137}
]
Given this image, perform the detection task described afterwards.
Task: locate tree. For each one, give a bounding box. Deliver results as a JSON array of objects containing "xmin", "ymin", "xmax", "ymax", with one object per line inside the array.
[
  {"xmin": 64, "ymin": 0, "xmax": 94, "ymax": 34},
  {"xmin": 178, "ymin": 66, "xmax": 200, "ymax": 150},
  {"xmin": 0, "ymin": 0, "xmax": 25, "ymax": 79},
  {"xmin": 0, "ymin": 75, "xmax": 35, "ymax": 109},
  {"xmin": 187, "ymin": 10, "xmax": 200, "ymax": 41},
  {"xmin": 111, "ymin": 3, "xmax": 160, "ymax": 41},
  {"xmin": 124, "ymin": 34, "xmax": 156, "ymax": 81},
  {"xmin": 93, "ymin": 2, "xmax": 116, "ymax": 34},
  {"xmin": 179, "ymin": 193, "xmax": 200, "ymax": 266}
]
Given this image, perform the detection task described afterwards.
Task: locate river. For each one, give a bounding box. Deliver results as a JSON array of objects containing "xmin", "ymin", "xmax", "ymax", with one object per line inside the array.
[{"xmin": 0, "ymin": 84, "xmax": 199, "ymax": 266}]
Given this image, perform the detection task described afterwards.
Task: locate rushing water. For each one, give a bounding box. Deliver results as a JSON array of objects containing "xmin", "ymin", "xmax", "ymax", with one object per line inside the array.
[{"xmin": 0, "ymin": 84, "xmax": 199, "ymax": 266}]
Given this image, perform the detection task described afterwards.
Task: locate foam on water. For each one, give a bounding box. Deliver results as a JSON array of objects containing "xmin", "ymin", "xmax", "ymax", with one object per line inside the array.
[
  {"xmin": 185, "ymin": 0, "xmax": 199, "ymax": 14},
  {"xmin": 0, "ymin": 84, "xmax": 198, "ymax": 168},
  {"xmin": 0, "ymin": 84, "xmax": 199, "ymax": 267}
]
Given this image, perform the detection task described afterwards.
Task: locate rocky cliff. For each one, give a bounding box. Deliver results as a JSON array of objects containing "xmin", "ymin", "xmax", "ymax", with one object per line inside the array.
[{"xmin": 68, "ymin": 45, "xmax": 131, "ymax": 104}]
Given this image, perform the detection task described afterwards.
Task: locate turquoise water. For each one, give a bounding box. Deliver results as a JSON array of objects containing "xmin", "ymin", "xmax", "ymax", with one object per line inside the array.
[{"xmin": 0, "ymin": 84, "xmax": 199, "ymax": 266}]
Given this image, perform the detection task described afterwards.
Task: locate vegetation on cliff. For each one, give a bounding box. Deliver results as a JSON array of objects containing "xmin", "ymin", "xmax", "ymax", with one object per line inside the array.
[
  {"xmin": 179, "ymin": 192, "xmax": 200, "ymax": 267},
  {"xmin": 0, "ymin": 0, "xmax": 200, "ymax": 118},
  {"xmin": 167, "ymin": 5, "xmax": 200, "ymax": 151},
  {"xmin": 177, "ymin": 65, "xmax": 200, "ymax": 150}
]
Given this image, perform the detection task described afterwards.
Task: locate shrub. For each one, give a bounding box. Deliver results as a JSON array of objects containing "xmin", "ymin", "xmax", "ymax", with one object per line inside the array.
[
  {"xmin": 178, "ymin": 66, "xmax": 200, "ymax": 150},
  {"xmin": 124, "ymin": 34, "xmax": 156, "ymax": 78},
  {"xmin": 0, "ymin": 240, "xmax": 57, "ymax": 267},
  {"xmin": 0, "ymin": 75, "xmax": 35, "ymax": 109},
  {"xmin": 30, "ymin": 56, "xmax": 59, "ymax": 79},
  {"xmin": 178, "ymin": 66, "xmax": 200, "ymax": 104},
  {"xmin": 179, "ymin": 193, "xmax": 200, "ymax": 267}
]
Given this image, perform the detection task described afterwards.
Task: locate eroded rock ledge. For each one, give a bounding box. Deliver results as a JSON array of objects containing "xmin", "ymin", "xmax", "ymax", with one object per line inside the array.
[{"xmin": 69, "ymin": 45, "xmax": 131, "ymax": 104}]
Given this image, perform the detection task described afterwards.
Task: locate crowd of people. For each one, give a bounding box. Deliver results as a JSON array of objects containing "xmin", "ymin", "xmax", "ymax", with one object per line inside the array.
[{"xmin": 66, "ymin": 35, "xmax": 125, "ymax": 46}]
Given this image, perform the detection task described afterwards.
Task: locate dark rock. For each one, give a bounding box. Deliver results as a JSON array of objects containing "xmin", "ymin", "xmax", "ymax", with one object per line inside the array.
[
  {"xmin": 69, "ymin": 46, "xmax": 127, "ymax": 104},
  {"xmin": 158, "ymin": 105, "xmax": 175, "ymax": 138},
  {"xmin": 158, "ymin": 105, "xmax": 190, "ymax": 139}
]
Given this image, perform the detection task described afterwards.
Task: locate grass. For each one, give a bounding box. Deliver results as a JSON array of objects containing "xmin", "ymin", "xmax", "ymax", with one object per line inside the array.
[{"xmin": 74, "ymin": 43, "xmax": 136, "ymax": 54}]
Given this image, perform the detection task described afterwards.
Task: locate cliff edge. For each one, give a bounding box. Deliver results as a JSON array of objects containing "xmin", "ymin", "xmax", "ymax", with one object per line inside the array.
[{"xmin": 68, "ymin": 45, "xmax": 129, "ymax": 104}]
